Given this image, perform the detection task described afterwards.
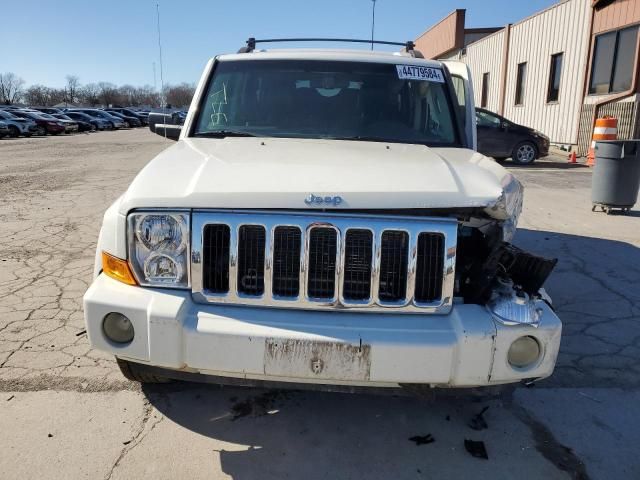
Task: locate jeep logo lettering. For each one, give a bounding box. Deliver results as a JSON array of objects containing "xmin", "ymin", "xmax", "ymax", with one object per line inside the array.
[{"xmin": 304, "ymin": 194, "xmax": 343, "ymax": 206}]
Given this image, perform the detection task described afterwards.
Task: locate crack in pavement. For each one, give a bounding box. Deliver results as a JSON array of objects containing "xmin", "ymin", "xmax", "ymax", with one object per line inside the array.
[{"xmin": 104, "ymin": 399, "xmax": 166, "ymax": 480}]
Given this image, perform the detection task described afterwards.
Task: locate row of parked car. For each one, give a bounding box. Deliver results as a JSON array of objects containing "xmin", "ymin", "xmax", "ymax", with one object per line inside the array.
[{"xmin": 0, "ymin": 105, "xmax": 152, "ymax": 138}]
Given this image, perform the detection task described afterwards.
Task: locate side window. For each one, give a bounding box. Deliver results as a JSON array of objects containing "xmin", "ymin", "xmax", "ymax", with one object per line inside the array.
[
  {"xmin": 450, "ymin": 75, "xmax": 466, "ymax": 108},
  {"xmin": 476, "ymin": 110, "xmax": 501, "ymax": 128},
  {"xmin": 480, "ymin": 72, "xmax": 489, "ymax": 108},
  {"xmin": 547, "ymin": 53, "xmax": 563, "ymax": 102},
  {"xmin": 589, "ymin": 26, "xmax": 639, "ymax": 94},
  {"xmin": 515, "ymin": 62, "xmax": 527, "ymax": 105}
]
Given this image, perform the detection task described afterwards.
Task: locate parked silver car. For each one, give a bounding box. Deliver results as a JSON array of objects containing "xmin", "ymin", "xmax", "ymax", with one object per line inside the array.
[{"xmin": 0, "ymin": 110, "xmax": 38, "ymax": 137}]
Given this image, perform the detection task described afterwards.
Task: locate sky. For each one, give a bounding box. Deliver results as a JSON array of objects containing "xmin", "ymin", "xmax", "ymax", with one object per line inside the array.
[{"xmin": 2, "ymin": 0, "xmax": 557, "ymax": 89}]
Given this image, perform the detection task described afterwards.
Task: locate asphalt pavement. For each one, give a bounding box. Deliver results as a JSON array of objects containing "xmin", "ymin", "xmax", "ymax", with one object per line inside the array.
[{"xmin": 1, "ymin": 130, "xmax": 638, "ymax": 479}]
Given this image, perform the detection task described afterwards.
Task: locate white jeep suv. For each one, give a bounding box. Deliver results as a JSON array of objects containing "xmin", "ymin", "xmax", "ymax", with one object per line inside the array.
[{"xmin": 84, "ymin": 39, "xmax": 561, "ymax": 389}]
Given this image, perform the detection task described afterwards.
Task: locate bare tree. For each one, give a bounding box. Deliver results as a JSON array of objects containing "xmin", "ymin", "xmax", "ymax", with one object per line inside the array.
[
  {"xmin": 65, "ymin": 75, "xmax": 80, "ymax": 104},
  {"xmin": 97, "ymin": 82, "xmax": 120, "ymax": 106},
  {"xmin": 163, "ymin": 83, "xmax": 195, "ymax": 108},
  {"xmin": 23, "ymin": 85, "xmax": 66, "ymax": 106},
  {"xmin": 78, "ymin": 83, "xmax": 100, "ymax": 106},
  {"xmin": 12, "ymin": 73, "xmax": 164, "ymax": 108},
  {"xmin": 0, "ymin": 72, "xmax": 25, "ymax": 104},
  {"xmin": 23, "ymin": 85, "xmax": 49, "ymax": 106}
]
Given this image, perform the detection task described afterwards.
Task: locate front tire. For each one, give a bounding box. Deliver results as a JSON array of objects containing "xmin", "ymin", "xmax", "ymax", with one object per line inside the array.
[
  {"xmin": 116, "ymin": 358, "xmax": 172, "ymax": 384},
  {"xmin": 512, "ymin": 141, "xmax": 538, "ymax": 165},
  {"xmin": 8, "ymin": 125, "xmax": 20, "ymax": 138}
]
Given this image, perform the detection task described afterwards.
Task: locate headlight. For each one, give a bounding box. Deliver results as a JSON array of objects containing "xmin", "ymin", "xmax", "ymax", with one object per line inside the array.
[{"xmin": 128, "ymin": 212, "xmax": 189, "ymax": 288}]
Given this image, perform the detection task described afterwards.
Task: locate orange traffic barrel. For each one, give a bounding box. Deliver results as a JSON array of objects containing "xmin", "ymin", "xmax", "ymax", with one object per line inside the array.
[{"xmin": 587, "ymin": 116, "xmax": 618, "ymax": 166}]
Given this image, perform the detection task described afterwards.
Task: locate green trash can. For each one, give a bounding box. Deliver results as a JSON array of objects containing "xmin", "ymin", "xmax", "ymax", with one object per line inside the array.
[{"xmin": 591, "ymin": 140, "xmax": 640, "ymax": 214}]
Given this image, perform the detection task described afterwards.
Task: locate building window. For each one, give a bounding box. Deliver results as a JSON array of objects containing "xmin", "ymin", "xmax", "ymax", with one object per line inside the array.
[
  {"xmin": 481, "ymin": 72, "xmax": 489, "ymax": 108},
  {"xmin": 589, "ymin": 26, "xmax": 639, "ymax": 95},
  {"xmin": 547, "ymin": 53, "xmax": 563, "ymax": 102},
  {"xmin": 515, "ymin": 62, "xmax": 527, "ymax": 105}
]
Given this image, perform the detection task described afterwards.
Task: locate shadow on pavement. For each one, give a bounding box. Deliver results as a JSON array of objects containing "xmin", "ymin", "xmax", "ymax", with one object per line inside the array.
[
  {"xmin": 514, "ymin": 228, "xmax": 640, "ymax": 389},
  {"xmin": 138, "ymin": 229, "xmax": 637, "ymax": 478},
  {"xmin": 142, "ymin": 383, "xmax": 572, "ymax": 479}
]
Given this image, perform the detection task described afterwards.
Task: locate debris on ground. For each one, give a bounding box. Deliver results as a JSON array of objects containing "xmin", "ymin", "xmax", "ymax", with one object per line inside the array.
[
  {"xmin": 408, "ymin": 434, "xmax": 435, "ymax": 446},
  {"xmin": 122, "ymin": 440, "xmax": 132, "ymax": 445},
  {"xmin": 47, "ymin": 434, "xmax": 53, "ymax": 438},
  {"xmin": 75, "ymin": 330, "xmax": 87, "ymax": 337},
  {"xmin": 6, "ymin": 395, "xmax": 15, "ymax": 402},
  {"xmin": 468, "ymin": 406, "xmax": 489, "ymax": 431},
  {"xmin": 230, "ymin": 390, "xmax": 292, "ymax": 421},
  {"xmin": 464, "ymin": 439, "xmax": 488, "ymax": 460}
]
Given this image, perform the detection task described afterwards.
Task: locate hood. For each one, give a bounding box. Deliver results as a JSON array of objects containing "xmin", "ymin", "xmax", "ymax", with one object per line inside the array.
[{"xmin": 118, "ymin": 137, "xmax": 514, "ymax": 215}]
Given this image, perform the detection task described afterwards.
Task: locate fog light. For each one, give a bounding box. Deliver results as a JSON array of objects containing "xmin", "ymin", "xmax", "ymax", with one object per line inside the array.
[
  {"xmin": 508, "ymin": 336, "xmax": 540, "ymax": 368},
  {"xmin": 102, "ymin": 312, "xmax": 134, "ymax": 344}
]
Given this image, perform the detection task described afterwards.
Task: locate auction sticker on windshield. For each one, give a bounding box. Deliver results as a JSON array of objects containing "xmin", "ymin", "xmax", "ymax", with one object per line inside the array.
[{"xmin": 396, "ymin": 65, "xmax": 445, "ymax": 83}]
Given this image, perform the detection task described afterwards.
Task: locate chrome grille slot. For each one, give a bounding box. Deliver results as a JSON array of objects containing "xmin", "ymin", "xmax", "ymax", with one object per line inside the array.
[
  {"xmin": 202, "ymin": 224, "xmax": 230, "ymax": 293},
  {"xmin": 378, "ymin": 231, "xmax": 409, "ymax": 302},
  {"xmin": 192, "ymin": 211, "xmax": 457, "ymax": 314},
  {"xmin": 415, "ymin": 233, "xmax": 445, "ymax": 303},
  {"xmin": 307, "ymin": 227, "xmax": 338, "ymax": 299},
  {"xmin": 272, "ymin": 226, "xmax": 302, "ymax": 297},
  {"xmin": 342, "ymin": 229, "xmax": 373, "ymax": 301},
  {"xmin": 237, "ymin": 225, "xmax": 266, "ymax": 296}
]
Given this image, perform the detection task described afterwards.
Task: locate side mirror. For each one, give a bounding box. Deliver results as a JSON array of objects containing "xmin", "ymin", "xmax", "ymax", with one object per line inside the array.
[
  {"xmin": 148, "ymin": 111, "xmax": 183, "ymax": 140},
  {"xmin": 154, "ymin": 124, "xmax": 182, "ymax": 141}
]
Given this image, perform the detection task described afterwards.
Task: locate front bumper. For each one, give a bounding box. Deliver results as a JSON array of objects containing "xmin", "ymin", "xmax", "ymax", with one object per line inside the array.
[
  {"xmin": 84, "ymin": 274, "xmax": 562, "ymax": 388},
  {"xmin": 538, "ymin": 137, "xmax": 550, "ymax": 157}
]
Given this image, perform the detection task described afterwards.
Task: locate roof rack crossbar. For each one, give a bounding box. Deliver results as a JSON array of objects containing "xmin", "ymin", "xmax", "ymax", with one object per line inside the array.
[{"xmin": 241, "ymin": 37, "xmax": 415, "ymax": 53}]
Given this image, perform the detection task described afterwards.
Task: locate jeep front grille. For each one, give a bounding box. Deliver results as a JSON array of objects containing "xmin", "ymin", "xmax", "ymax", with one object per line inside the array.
[{"xmin": 192, "ymin": 211, "xmax": 457, "ymax": 314}]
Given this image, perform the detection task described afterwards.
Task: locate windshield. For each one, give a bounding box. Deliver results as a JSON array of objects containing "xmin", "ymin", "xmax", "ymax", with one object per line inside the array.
[{"xmin": 194, "ymin": 59, "xmax": 460, "ymax": 146}]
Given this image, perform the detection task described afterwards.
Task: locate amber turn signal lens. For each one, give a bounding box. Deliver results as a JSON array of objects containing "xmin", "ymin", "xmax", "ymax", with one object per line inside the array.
[{"xmin": 102, "ymin": 252, "xmax": 137, "ymax": 286}]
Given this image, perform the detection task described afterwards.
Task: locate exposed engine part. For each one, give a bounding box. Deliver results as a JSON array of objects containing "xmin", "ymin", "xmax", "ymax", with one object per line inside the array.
[
  {"xmin": 456, "ymin": 226, "xmax": 557, "ymax": 303},
  {"xmin": 503, "ymin": 244, "xmax": 558, "ymax": 294}
]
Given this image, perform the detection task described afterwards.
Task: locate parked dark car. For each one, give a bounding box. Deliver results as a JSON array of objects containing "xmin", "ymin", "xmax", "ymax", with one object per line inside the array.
[
  {"xmin": 32, "ymin": 107, "xmax": 64, "ymax": 115},
  {"xmin": 36, "ymin": 112, "xmax": 78, "ymax": 134},
  {"xmin": 63, "ymin": 111, "xmax": 111, "ymax": 130},
  {"xmin": 11, "ymin": 110, "xmax": 66, "ymax": 135},
  {"xmin": 476, "ymin": 108, "xmax": 550, "ymax": 164},
  {"xmin": 67, "ymin": 109, "xmax": 126, "ymax": 128},
  {"xmin": 0, "ymin": 120, "xmax": 10, "ymax": 138},
  {"xmin": 105, "ymin": 108, "xmax": 148, "ymax": 126},
  {"xmin": 53, "ymin": 113, "xmax": 93, "ymax": 132},
  {"xmin": 102, "ymin": 110, "xmax": 141, "ymax": 127}
]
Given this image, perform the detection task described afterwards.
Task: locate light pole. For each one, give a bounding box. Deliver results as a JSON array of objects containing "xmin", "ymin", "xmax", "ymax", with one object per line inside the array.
[
  {"xmin": 370, "ymin": 0, "xmax": 377, "ymax": 50},
  {"xmin": 156, "ymin": 3, "xmax": 165, "ymax": 109}
]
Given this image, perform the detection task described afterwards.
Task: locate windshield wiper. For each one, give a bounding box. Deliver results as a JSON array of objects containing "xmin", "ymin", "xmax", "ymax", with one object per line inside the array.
[{"xmin": 193, "ymin": 130, "xmax": 258, "ymax": 138}]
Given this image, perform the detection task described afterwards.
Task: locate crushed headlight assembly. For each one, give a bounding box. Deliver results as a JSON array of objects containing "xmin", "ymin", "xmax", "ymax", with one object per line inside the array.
[
  {"xmin": 487, "ymin": 278, "xmax": 543, "ymax": 328},
  {"xmin": 127, "ymin": 211, "xmax": 190, "ymax": 288},
  {"xmin": 484, "ymin": 174, "xmax": 523, "ymax": 242}
]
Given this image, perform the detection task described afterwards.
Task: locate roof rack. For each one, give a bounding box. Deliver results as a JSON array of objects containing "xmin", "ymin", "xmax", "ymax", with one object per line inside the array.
[{"xmin": 238, "ymin": 37, "xmax": 420, "ymax": 56}]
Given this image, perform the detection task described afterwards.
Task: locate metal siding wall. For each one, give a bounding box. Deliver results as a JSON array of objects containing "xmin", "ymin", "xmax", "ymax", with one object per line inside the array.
[
  {"xmin": 593, "ymin": 0, "xmax": 640, "ymax": 34},
  {"xmin": 577, "ymin": 97, "xmax": 640, "ymax": 155},
  {"xmin": 502, "ymin": 0, "xmax": 592, "ymax": 144},
  {"xmin": 415, "ymin": 10, "xmax": 464, "ymax": 59},
  {"xmin": 457, "ymin": 30, "xmax": 506, "ymax": 113}
]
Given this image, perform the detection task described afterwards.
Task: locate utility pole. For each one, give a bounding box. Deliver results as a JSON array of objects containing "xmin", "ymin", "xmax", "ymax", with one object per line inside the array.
[
  {"xmin": 370, "ymin": 0, "xmax": 377, "ymax": 50},
  {"xmin": 156, "ymin": 3, "xmax": 165, "ymax": 109},
  {"xmin": 153, "ymin": 62, "xmax": 157, "ymax": 91}
]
